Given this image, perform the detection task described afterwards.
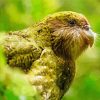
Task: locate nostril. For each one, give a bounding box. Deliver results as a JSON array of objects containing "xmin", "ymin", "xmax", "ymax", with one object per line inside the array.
[{"xmin": 83, "ymin": 25, "xmax": 90, "ymax": 30}]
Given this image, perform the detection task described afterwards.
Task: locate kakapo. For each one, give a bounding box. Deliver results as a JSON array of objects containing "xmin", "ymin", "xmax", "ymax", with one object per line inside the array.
[{"xmin": 2, "ymin": 11, "xmax": 95, "ymax": 100}]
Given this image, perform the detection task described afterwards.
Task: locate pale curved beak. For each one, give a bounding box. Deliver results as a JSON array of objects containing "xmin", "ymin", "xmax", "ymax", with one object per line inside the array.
[{"xmin": 85, "ymin": 28, "xmax": 95, "ymax": 47}]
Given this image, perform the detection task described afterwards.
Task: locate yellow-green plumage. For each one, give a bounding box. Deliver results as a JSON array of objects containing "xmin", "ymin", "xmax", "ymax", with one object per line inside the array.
[{"xmin": 1, "ymin": 11, "xmax": 94, "ymax": 100}]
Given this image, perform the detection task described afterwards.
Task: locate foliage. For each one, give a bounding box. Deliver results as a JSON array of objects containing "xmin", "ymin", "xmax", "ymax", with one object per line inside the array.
[{"xmin": 0, "ymin": 0, "xmax": 100, "ymax": 100}]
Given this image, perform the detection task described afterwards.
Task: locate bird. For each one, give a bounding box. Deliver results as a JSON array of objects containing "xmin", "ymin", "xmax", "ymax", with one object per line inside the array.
[{"xmin": 1, "ymin": 11, "xmax": 95, "ymax": 100}]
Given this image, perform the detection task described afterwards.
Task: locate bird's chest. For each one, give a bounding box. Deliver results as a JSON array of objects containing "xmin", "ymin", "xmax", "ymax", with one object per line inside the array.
[{"xmin": 27, "ymin": 55, "xmax": 75, "ymax": 100}]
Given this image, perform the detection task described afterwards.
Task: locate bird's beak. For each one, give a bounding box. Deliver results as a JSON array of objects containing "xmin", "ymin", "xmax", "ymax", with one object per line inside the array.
[{"xmin": 85, "ymin": 28, "xmax": 95, "ymax": 47}]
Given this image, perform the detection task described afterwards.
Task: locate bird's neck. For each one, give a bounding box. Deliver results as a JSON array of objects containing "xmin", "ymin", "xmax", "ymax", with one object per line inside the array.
[{"xmin": 50, "ymin": 32, "xmax": 74, "ymax": 60}]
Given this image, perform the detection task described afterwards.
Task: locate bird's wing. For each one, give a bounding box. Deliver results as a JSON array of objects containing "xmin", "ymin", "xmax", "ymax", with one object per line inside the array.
[
  {"xmin": 27, "ymin": 47, "xmax": 63, "ymax": 99},
  {"xmin": 27, "ymin": 48, "xmax": 75, "ymax": 99},
  {"xmin": 2, "ymin": 30, "xmax": 42, "ymax": 71}
]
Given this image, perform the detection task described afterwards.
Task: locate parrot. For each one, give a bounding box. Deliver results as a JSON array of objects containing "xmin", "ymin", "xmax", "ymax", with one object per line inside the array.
[{"xmin": 1, "ymin": 11, "xmax": 95, "ymax": 100}]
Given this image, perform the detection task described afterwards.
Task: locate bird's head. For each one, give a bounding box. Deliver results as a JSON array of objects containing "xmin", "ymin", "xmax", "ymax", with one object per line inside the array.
[{"xmin": 43, "ymin": 11, "xmax": 95, "ymax": 60}]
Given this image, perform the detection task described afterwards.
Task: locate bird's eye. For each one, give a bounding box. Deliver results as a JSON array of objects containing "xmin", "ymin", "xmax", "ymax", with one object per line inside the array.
[{"xmin": 68, "ymin": 19, "xmax": 76, "ymax": 26}]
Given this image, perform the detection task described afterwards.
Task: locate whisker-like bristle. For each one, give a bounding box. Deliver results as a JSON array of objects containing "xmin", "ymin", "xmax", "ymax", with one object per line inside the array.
[
  {"xmin": 95, "ymin": 33, "xmax": 100, "ymax": 38},
  {"xmin": 95, "ymin": 35, "xmax": 100, "ymax": 41},
  {"xmin": 93, "ymin": 34, "xmax": 100, "ymax": 47}
]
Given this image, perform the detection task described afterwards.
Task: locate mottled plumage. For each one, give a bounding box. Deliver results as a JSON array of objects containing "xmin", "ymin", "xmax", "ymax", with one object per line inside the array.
[{"xmin": 1, "ymin": 11, "xmax": 95, "ymax": 100}]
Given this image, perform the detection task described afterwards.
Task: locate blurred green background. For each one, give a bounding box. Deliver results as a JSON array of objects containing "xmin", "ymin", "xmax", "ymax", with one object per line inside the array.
[{"xmin": 0, "ymin": 0, "xmax": 100, "ymax": 100}]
